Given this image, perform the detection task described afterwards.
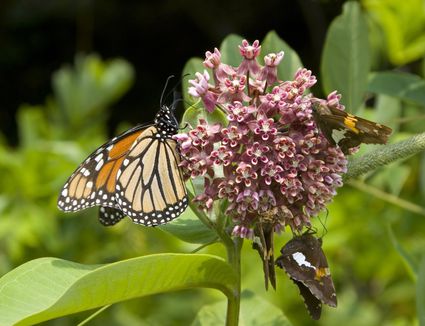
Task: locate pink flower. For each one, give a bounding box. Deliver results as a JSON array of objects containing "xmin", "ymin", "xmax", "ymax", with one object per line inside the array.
[
  {"xmin": 188, "ymin": 71, "xmax": 218, "ymax": 112},
  {"xmin": 235, "ymin": 163, "xmax": 258, "ymax": 187},
  {"xmin": 204, "ymin": 48, "xmax": 222, "ymax": 69},
  {"xmin": 259, "ymin": 51, "xmax": 284, "ymax": 84},
  {"xmin": 238, "ymin": 40, "xmax": 261, "ymax": 75},
  {"xmin": 204, "ymin": 48, "xmax": 235, "ymax": 83},
  {"xmin": 218, "ymin": 74, "xmax": 251, "ymax": 103},
  {"xmin": 175, "ymin": 39, "xmax": 348, "ymax": 235}
]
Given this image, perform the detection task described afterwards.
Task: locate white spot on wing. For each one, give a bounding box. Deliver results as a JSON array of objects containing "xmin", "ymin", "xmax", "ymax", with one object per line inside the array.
[
  {"xmin": 331, "ymin": 129, "xmax": 347, "ymax": 143},
  {"xmin": 95, "ymin": 160, "xmax": 104, "ymax": 171},
  {"xmin": 95, "ymin": 153, "xmax": 103, "ymax": 162},
  {"xmin": 292, "ymin": 252, "xmax": 316, "ymax": 270}
]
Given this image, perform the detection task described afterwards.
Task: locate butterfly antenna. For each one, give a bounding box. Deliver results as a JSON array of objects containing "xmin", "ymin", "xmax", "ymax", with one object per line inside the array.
[
  {"xmin": 318, "ymin": 209, "xmax": 329, "ymax": 238},
  {"xmin": 161, "ymin": 74, "xmax": 192, "ymax": 108},
  {"xmin": 160, "ymin": 75, "xmax": 175, "ymax": 107}
]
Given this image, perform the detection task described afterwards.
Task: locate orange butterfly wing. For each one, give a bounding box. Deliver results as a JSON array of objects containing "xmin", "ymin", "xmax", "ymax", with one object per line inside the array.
[{"xmin": 57, "ymin": 125, "xmax": 146, "ymax": 214}]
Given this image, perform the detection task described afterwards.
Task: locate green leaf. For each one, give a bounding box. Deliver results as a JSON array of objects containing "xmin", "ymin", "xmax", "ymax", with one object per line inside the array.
[
  {"xmin": 261, "ymin": 30, "xmax": 304, "ymax": 81},
  {"xmin": 192, "ymin": 290, "xmax": 292, "ymax": 326},
  {"xmin": 367, "ymin": 71, "xmax": 425, "ymax": 107},
  {"xmin": 16, "ymin": 105, "xmax": 50, "ymax": 148},
  {"xmin": 182, "ymin": 104, "xmax": 228, "ymax": 128},
  {"xmin": 417, "ymin": 255, "xmax": 425, "ymax": 326},
  {"xmin": 420, "ymin": 152, "xmax": 425, "ymax": 197},
  {"xmin": 53, "ymin": 54, "xmax": 134, "ymax": 126},
  {"xmin": 374, "ymin": 94, "xmax": 401, "ymax": 133},
  {"xmin": 159, "ymin": 206, "xmax": 218, "ymax": 244},
  {"xmin": 182, "ymin": 57, "xmax": 205, "ymax": 109},
  {"xmin": 220, "ymin": 34, "xmax": 244, "ymax": 67},
  {"xmin": 0, "ymin": 255, "xmax": 236, "ymax": 326},
  {"xmin": 363, "ymin": 0, "xmax": 425, "ymax": 65},
  {"xmin": 370, "ymin": 163, "xmax": 410, "ymax": 196},
  {"xmin": 321, "ymin": 2, "xmax": 370, "ymax": 113},
  {"xmin": 387, "ymin": 225, "xmax": 418, "ymax": 280}
]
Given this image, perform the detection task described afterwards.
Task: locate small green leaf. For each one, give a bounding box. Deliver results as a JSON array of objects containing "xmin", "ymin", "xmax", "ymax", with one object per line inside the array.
[
  {"xmin": 182, "ymin": 104, "xmax": 228, "ymax": 128},
  {"xmin": 220, "ymin": 34, "xmax": 244, "ymax": 67},
  {"xmin": 261, "ymin": 30, "xmax": 304, "ymax": 81},
  {"xmin": 0, "ymin": 255, "xmax": 236, "ymax": 326},
  {"xmin": 16, "ymin": 106, "xmax": 49, "ymax": 148},
  {"xmin": 321, "ymin": 2, "xmax": 370, "ymax": 113},
  {"xmin": 367, "ymin": 71, "xmax": 425, "ymax": 106},
  {"xmin": 182, "ymin": 58, "xmax": 205, "ymax": 109},
  {"xmin": 53, "ymin": 54, "xmax": 134, "ymax": 126},
  {"xmin": 374, "ymin": 94, "xmax": 401, "ymax": 133},
  {"xmin": 192, "ymin": 290, "xmax": 292, "ymax": 326},
  {"xmin": 370, "ymin": 163, "xmax": 410, "ymax": 196},
  {"xmin": 417, "ymin": 255, "xmax": 425, "ymax": 326},
  {"xmin": 159, "ymin": 206, "xmax": 218, "ymax": 244}
]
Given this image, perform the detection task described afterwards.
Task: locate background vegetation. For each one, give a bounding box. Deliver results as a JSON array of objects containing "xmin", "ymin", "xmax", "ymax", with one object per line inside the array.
[{"xmin": 1, "ymin": 0, "xmax": 425, "ymax": 325}]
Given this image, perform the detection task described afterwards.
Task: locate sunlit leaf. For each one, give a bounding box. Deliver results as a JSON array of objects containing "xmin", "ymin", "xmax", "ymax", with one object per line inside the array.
[
  {"xmin": 0, "ymin": 255, "xmax": 236, "ymax": 325},
  {"xmin": 363, "ymin": 0, "xmax": 425, "ymax": 65}
]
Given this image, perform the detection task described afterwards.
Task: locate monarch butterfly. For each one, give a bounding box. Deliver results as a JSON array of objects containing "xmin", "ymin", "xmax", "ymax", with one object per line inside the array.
[{"xmin": 57, "ymin": 91, "xmax": 188, "ymax": 227}]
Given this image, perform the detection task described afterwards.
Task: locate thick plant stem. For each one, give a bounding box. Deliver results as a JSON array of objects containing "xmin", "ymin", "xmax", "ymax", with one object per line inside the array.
[
  {"xmin": 224, "ymin": 237, "xmax": 243, "ymax": 326},
  {"xmin": 345, "ymin": 132, "xmax": 425, "ymax": 180}
]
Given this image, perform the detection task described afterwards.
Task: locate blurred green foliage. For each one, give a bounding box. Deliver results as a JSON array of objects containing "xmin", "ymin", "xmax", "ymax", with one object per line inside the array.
[
  {"xmin": 1, "ymin": 1, "xmax": 425, "ymax": 325},
  {"xmin": 363, "ymin": 0, "xmax": 425, "ymax": 66}
]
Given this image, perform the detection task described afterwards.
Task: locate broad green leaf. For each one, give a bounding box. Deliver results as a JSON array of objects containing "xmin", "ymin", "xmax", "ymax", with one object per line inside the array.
[
  {"xmin": 182, "ymin": 57, "xmax": 205, "ymax": 109},
  {"xmin": 192, "ymin": 290, "xmax": 292, "ymax": 326},
  {"xmin": 321, "ymin": 2, "xmax": 370, "ymax": 113},
  {"xmin": 367, "ymin": 71, "xmax": 425, "ymax": 107},
  {"xmin": 417, "ymin": 255, "xmax": 425, "ymax": 326},
  {"xmin": 220, "ymin": 34, "xmax": 244, "ymax": 67},
  {"xmin": 387, "ymin": 225, "xmax": 417, "ymax": 281},
  {"xmin": 261, "ymin": 31, "xmax": 304, "ymax": 81},
  {"xmin": 0, "ymin": 255, "xmax": 236, "ymax": 326},
  {"xmin": 159, "ymin": 206, "xmax": 218, "ymax": 244}
]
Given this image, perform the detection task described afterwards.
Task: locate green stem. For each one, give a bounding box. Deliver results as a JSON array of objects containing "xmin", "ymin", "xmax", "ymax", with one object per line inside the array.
[
  {"xmin": 345, "ymin": 132, "xmax": 425, "ymax": 180},
  {"xmin": 224, "ymin": 237, "xmax": 243, "ymax": 326},
  {"xmin": 77, "ymin": 305, "xmax": 111, "ymax": 326}
]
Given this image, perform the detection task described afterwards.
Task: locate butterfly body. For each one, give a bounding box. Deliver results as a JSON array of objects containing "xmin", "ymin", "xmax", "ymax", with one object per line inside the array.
[
  {"xmin": 58, "ymin": 105, "xmax": 188, "ymax": 227},
  {"xmin": 276, "ymin": 232, "xmax": 336, "ymax": 320},
  {"xmin": 312, "ymin": 103, "xmax": 392, "ymax": 154}
]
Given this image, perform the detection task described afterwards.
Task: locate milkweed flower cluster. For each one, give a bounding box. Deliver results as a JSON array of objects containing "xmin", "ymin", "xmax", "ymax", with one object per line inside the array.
[{"xmin": 175, "ymin": 40, "xmax": 347, "ymax": 237}]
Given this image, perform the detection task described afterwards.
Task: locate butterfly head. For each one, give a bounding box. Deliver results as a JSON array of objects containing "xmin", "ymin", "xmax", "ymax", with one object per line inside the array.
[{"xmin": 155, "ymin": 105, "xmax": 179, "ymax": 135}]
